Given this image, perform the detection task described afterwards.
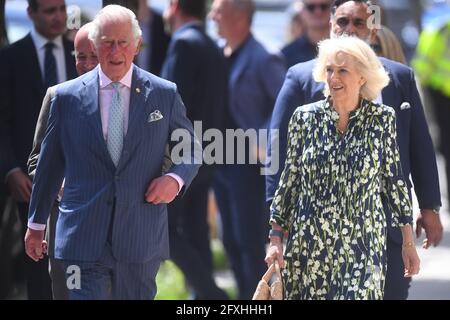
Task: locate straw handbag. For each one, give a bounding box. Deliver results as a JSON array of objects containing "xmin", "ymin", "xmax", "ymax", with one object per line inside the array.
[{"xmin": 252, "ymin": 261, "xmax": 283, "ymax": 300}]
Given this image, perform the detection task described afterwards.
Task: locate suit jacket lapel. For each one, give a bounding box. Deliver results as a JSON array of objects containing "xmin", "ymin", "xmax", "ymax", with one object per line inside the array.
[
  {"xmin": 80, "ymin": 68, "xmax": 115, "ymax": 168},
  {"xmin": 63, "ymin": 38, "xmax": 77, "ymax": 80},
  {"xmin": 23, "ymin": 34, "xmax": 45, "ymax": 98},
  {"xmin": 380, "ymin": 63, "xmax": 401, "ymax": 110},
  {"xmin": 122, "ymin": 66, "xmax": 153, "ymax": 153}
]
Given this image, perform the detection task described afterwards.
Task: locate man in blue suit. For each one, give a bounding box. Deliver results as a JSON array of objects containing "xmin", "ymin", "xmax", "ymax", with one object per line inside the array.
[
  {"xmin": 161, "ymin": 0, "xmax": 228, "ymax": 299},
  {"xmin": 209, "ymin": 0, "xmax": 286, "ymax": 299},
  {"xmin": 266, "ymin": 0, "xmax": 443, "ymax": 300},
  {"xmin": 25, "ymin": 4, "xmax": 200, "ymax": 300}
]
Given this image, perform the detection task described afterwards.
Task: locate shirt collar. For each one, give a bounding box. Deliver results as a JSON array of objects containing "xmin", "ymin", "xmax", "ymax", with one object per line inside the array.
[
  {"xmin": 99, "ymin": 64, "xmax": 134, "ymax": 89},
  {"xmin": 324, "ymin": 96, "xmax": 368, "ymax": 121},
  {"xmin": 30, "ymin": 27, "xmax": 63, "ymax": 50}
]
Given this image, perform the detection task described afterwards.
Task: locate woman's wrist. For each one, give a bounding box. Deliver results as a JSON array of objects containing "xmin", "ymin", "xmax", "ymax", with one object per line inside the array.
[{"xmin": 402, "ymin": 241, "xmax": 415, "ymax": 248}]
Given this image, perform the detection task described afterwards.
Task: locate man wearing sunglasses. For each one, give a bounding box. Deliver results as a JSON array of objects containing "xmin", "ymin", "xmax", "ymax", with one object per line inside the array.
[
  {"xmin": 267, "ymin": 0, "xmax": 443, "ymax": 300},
  {"xmin": 281, "ymin": 0, "xmax": 332, "ymax": 68}
]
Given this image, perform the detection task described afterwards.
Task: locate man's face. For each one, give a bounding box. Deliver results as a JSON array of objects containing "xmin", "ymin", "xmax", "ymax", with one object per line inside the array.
[
  {"xmin": 95, "ymin": 18, "xmax": 141, "ymax": 81},
  {"xmin": 303, "ymin": 0, "xmax": 331, "ymax": 29},
  {"xmin": 28, "ymin": 0, "xmax": 67, "ymax": 40},
  {"xmin": 330, "ymin": 1, "xmax": 377, "ymax": 43},
  {"xmin": 74, "ymin": 32, "xmax": 98, "ymax": 75},
  {"xmin": 209, "ymin": 0, "xmax": 238, "ymax": 39}
]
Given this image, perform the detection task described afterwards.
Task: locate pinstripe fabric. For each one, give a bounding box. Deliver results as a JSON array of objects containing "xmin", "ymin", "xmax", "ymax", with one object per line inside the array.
[
  {"xmin": 28, "ymin": 65, "xmax": 201, "ymax": 263},
  {"xmin": 61, "ymin": 244, "xmax": 160, "ymax": 300}
]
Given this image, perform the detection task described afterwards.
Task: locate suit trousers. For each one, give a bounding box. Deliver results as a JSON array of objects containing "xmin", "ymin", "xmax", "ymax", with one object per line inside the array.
[
  {"xmin": 213, "ymin": 164, "xmax": 269, "ymax": 300},
  {"xmin": 168, "ymin": 169, "xmax": 228, "ymax": 299},
  {"xmin": 60, "ymin": 243, "xmax": 161, "ymax": 300},
  {"xmin": 17, "ymin": 202, "xmax": 52, "ymax": 300}
]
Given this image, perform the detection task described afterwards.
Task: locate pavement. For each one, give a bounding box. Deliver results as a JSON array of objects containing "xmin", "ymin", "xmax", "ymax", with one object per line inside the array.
[{"xmin": 408, "ymin": 154, "xmax": 450, "ymax": 300}]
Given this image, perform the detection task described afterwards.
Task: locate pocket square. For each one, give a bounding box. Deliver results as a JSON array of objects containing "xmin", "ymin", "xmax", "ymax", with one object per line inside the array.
[
  {"xmin": 400, "ymin": 102, "xmax": 411, "ymax": 110},
  {"xmin": 148, "ymin": 110, "xmax": 163, "ymax": 122}
]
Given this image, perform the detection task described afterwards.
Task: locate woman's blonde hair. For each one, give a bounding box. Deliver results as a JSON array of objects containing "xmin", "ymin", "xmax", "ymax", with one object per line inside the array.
[
  {"xmin": 313, "ymin": 36, "xmax": 390, "ymax": 101},
  {"xmin": 376, "ymin": 25, "xmax": 407, "ymax": 64}
]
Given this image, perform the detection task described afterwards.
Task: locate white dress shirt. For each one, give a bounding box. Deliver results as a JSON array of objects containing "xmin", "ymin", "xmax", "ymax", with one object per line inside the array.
[{"xmin": 28, "ymin": 64, "xmax": 183, "ymax": 230}]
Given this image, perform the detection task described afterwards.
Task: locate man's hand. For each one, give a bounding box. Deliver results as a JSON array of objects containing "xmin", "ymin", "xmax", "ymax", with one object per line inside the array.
[
  {"xmin": 145, "ymin": 176, "xmax": 179, "ymax": 204},
  {"xmin": 6, "ymin": 170, "xmax": 32, "ymax": 202},
  {"xmin": 24, "ymin": 228, "xmax": 47, "ymax": 262},
  {"xmin": 416, "ymin": 209, "xmax": 443, "ymax": 249}
]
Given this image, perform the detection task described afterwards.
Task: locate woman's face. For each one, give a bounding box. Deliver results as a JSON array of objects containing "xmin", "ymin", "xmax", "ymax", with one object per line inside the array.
[{"xmin": 325, "ymin": 52, "xmax": 365, "ymax": 105}]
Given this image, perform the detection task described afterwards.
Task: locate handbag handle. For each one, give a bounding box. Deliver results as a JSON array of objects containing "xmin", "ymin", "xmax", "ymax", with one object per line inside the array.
[{"xmin": 262, "ymin": 261, "xmax": 282, "ymax": 283}]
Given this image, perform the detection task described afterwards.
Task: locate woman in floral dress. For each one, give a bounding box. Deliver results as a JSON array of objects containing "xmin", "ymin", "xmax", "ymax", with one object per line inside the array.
[{"xmin": 265, "ymin": 37, "xmax": 420, "ymax": 300}]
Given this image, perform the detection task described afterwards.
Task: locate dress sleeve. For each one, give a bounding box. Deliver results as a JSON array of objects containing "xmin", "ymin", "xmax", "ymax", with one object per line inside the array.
[
  {"xmin": 270, "ymin": 109, "xmax": 303, "ymax": 231},
  {"xmin": 381, "ymin": 109, "xmax": 413, "ymax": 227}
]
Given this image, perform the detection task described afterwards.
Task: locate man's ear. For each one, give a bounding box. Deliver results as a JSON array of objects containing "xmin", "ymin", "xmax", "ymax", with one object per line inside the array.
[
  {"xmin": 135, "ymin": 37, "xmax": 143, "ymax": 56},
  {"xmin": 27, "ymin": 6, "xmax": 35, "ymax": 20}
]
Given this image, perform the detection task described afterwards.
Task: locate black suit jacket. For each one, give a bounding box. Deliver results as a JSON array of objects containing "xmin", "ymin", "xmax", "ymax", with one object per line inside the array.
[
  {"xmin": 0, "ymin": 34, "xmax": 77, "ymax": 177},
  {"xmin": 161, "ymin": 23, "xmax": 228, "ymax": 180},
  {"xmin": 162, "ymin": 23, "xmax": 228, "ymax": 135},
  {"xmin": 148, "ymin": 11, "xmax": 171, "ymax": 76}
]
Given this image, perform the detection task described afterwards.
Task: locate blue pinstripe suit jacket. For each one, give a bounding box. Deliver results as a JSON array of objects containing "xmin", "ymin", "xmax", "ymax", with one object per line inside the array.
[{"xmin": 28, "ymin": 65, "xmax": 200, "ymax": 263}]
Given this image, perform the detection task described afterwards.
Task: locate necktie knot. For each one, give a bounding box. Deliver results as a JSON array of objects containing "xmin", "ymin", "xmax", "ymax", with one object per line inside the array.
[{"xmin": 111, "ymin": 82, "xmax": 121, "ymax": 91}]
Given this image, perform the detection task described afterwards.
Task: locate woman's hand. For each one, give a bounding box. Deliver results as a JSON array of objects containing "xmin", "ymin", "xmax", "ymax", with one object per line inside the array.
[
  {"xmin": 402, "ymin": 244, "xmax": 420, "ymax": 277},
  {"xmin": 265, "ymin": 239, "xmax": 285, "ymax": 269}
]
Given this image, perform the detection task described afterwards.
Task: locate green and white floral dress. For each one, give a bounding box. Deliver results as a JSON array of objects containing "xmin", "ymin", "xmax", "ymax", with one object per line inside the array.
[{"xmin": 270, "ymin": 98, "xmax": 413, "ymax": 300}]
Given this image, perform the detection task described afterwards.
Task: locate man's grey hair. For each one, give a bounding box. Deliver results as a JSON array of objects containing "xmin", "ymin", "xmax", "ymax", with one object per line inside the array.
[
  {"xmin": 89, "ymin": 5, "xmax": 142, "ymax": 48},
  {"xmin": 228, "ymin": 0, "xmax": 256, "ymax": 25}
]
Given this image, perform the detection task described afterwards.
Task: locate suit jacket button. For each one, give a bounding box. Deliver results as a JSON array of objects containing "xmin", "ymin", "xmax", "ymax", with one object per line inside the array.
[{"xmin": 115, "ymin": 175, "xmax": 120, "ymax": 181}]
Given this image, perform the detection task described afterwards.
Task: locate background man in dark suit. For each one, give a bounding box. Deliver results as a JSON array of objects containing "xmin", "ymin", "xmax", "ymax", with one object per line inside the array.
[
  {"xmin": 161, "ymin": 0, "xmax": 228, "ymax": 300},
  {"xmin": 25, "ymin": 4, "xmax": 200, "ymax": 300},
  {"xmin": 0, "ymin": 0, "xmax": 77, "ymax": 299},
  {"xmin": 266, "ymin": 0, "xmax": 443, "ymax": 300},
  {"xmin": 209, "ymin": 0, "xmax": 286, "ymax": 299},
  {"xmin": 136, "ymin": 0, "xmax": 171, "ymax": 75},
  {"xmin": 27, "ymin": 22, "xmax": 98, "ymax": 300}
]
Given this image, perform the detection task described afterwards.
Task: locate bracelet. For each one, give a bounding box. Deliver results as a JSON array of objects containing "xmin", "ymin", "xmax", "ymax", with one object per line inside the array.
[
  {"xmin": 402, "ymin": 241, "xmax": 414, "ymax": 248},
  {"xmin": 269, "ymin": 229, "xmax": 284, "ymax": 241}
]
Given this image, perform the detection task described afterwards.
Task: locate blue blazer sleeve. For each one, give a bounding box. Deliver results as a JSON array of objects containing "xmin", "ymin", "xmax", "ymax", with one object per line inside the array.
[
  {"xmin": 406, "ymin": 69, "xmax": 441, "ymax": 209},
  {"xmin": 166, "ymin": 87, "xmax": 201, "ymax": 194},
  {"xmin": 28, "ymin": 93, "xmax": 65, "ymax": 224},
  {"xmin": 266, "ymin": 67, "xmax": 304, "ymax": 203}
]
